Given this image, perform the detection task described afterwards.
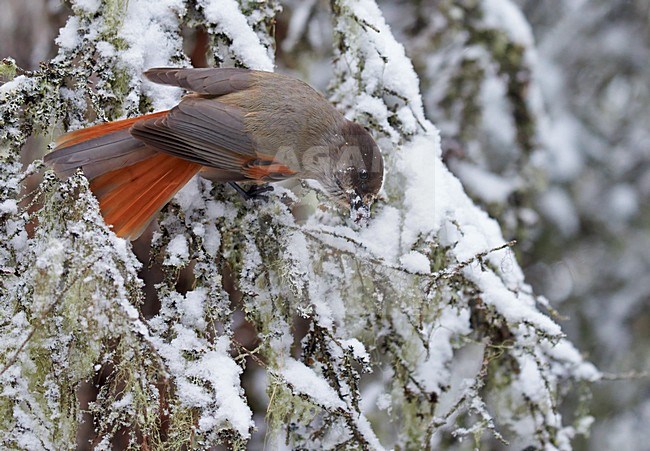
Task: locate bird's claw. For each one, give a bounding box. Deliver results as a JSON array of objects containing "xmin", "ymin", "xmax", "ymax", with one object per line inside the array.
[{"xmin": 229, "ymin": 182, "xmax": 274, "ymax": 200}]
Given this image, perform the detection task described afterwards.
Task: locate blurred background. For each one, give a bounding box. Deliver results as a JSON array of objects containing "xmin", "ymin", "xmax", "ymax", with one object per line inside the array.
[{"xmin": 2, "ymin": 1, "xmax": 648, "ymax": 449}]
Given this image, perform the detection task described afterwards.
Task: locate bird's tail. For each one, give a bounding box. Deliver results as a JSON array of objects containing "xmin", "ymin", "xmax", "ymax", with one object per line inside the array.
[{"xmin": 45, "ymin": 112, "xmax": 202, "ymax": 240}]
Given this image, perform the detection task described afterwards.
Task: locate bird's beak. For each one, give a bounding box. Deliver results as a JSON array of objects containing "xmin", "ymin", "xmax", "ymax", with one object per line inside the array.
[{"xmin": 348, "ymin": 190, "xmax": 370, "ymax": 224}]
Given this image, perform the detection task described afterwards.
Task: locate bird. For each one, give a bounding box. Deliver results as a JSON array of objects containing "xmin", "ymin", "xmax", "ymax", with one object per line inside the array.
[{"xmin": 44, "ymin": 67, "xmax": 384, "ymax": 240}]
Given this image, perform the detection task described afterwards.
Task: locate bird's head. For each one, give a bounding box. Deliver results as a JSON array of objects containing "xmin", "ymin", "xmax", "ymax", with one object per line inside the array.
[{"xmin": 325, "ymin": 122, "xmax": 384, "ymax": 223}]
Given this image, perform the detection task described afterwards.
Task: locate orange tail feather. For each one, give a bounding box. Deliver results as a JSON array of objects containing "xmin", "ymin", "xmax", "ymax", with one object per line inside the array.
[
  {"xmin": 56, "ymin": 111, "xmax": 169, "ymax": 149},
  {"xmin": 50, "ymin": 111, "xmax": 201, "ymax": 240},
  {"xmin": 90, "ymin": 153, "xmax": 201, "ymax": 239}
]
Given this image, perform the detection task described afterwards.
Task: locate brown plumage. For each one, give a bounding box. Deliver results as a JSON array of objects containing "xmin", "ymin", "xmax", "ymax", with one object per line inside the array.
[{"xmin": 45, "ymin": 67, "xmax": 384, "ymax": 240}]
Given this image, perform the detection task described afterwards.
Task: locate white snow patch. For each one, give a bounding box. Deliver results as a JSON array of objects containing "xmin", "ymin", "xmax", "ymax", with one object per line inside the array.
[
  {"xmin": 73, "ymin": 0, "xmax": 101, "ymax": 14},
  {"xmin": 0, "ymin": 75, "xmax": 32, "ymax": 99},
  {"xmin": 279, "ymin": 358, "xmax": 345, "ymax": 410},
  {"xmin": 543, "ymin": 340, "xmax": 600, "ymax": 382},
  {"xmin": 340, "ymin": 338, "xmax": 370, "ymax": 364},
  {"xmin": 335, "ymin": 0, "xmax": 434, "ymax": 138},
  {"xmin": 151, "ymin": 331, "xmax": 253, "ymax": 438},
  {"xmin": 198, "ymin": 0, "xmax": 275, "ymax": 71},
  {"xmin": 376, "ymin": 393, "xmax": 391, "ymax": 411},
  {"xmin": 117, "ymin": 0, "xmax": 187, "ymax": 110},
  {"xmin": 165, "ymin": 234, "xmax": 189, "ymax": 266},
  {"xmin": 0, "ymin": 199, "xmax": 18, "ymax": 215},
  {"xmin": 514, "ymin": 354, "xmax": 547, "ymax": 405},
  {"xmin": 181, "ymin": 288, "xmax": 207, "ymax": 330},
  {"xmin": 55, "ymin": 16, "xmax": 81, "ymax": 51},
  {"xmin": 414, "ymin": 308, "xmax": 471, "ymax": 394},
  {"xmin": 399, "ymin": 251, "xmax": 431, "ymax": 274},
  {"xmin": 202, "ymin": 223, "xmax": 221, "ymax": 255},
  {"xmin": 358, "ymin": 206, "xmax": 401, "ymax": 263},
  {"xmin": 111, "ymin": 392, "xmax": 133, "ymax": 410},
  {"xmin": 191, "ymin": 341, "xmax": 253, "ymax": 437},
  {"xmin": 481, "ymin": 0, "xmax": 534, "ymax": 47},
  {"xmin": 393, "ymin": 133, "xmax": 562, "ymax": 335},
  {"xmin": 95, "ymin": 40, "xmax": 116, "ymax": 58},
  {"xmin": 396, "ymin": 134, "xmax": 445, "ymax": 247},
  {"xmin": 466, "ymin": 267, "xmax": 562, "ymax": 336}
]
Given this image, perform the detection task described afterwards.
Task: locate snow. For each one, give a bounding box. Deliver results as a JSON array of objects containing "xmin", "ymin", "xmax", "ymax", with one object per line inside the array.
[
  {"xmin": 73, "ymin": 0, "xmax": 100, "ymax": 14},
  {"xmin": 332, "ymin": 0, "xmax": 434, "ymax": 139},
  {"xmin": 481, "ymin": 0, "xmax": 535, "ymax": 48},
  {"xmin": 201, "ymin": 223, "xmax": 221, "ymax": 255},
  {"xmin": 116, "ymin": 0, "xmax": 187, "ymax": 111},
  {"xmin": 468, "ymin": 267, "xmax": 562, "ymax": 336},
  {"xmin": 354, "ymin": 415, "xmax": 385, "ymax": 450},
  {"xmin": 329, "ymin": 2, "xmax": 586, "ymax": 443},
  {"xmin": 543, "ymin": 340, "xmax": 600, "ymax": 382},
  {"xmin": 55, "ymin": 16, "xmax": 81, "ymax": 51},
  {"xmin": 399, "ymin": 250, "xmax": 431, "ymax": 274},
  {"xmin": 376, "ymin": 393, "xmax": 391, "ymax": 411},
  {"xmin": 95, "ymin": 41, "xmax": 116, "ymax": 59},
  {"xmin": 279, "ymin": 358, "xmax": 345, "ymax": 411},
  {"xmin": 175, "ymin": 177, "xmax": 203, "ymax": 211},
  {"xmin": 0, "ymin": 199, "xmax": 18, "ymax": 215},
  {"xmin": 198, "ymin": 0, "xmax": 275, "ymax": 71},
  {"xmin": 111, "ymin": 392, "xmax": 133, "ymax": 410},
  {"xmin": 415, "ymin": 308, "xmax": 471, "ymax": 395},
  {"xmin": 0, "ymin": 76, "xmax": 34, "ymax": 106},
  {"xmin": 180, "ymin": 289, "xmax": 207, "ymax": 330},
  {"xmin": 165, "ymin": 234, "xmax": 189, "ymax": 266},
  {"xmin": 190, "ymin": 345, "xmax": 253, "ymax": 437},
  {"xmin": 396, "ymin": 134, "xmax": 444, "ymax": 248},
  {"xmin": 151, "ymin": 330, "xmax": 254, "ymax": 438},
  {"xmin": 324, "ymin": 2, "xmax": 585, "ymax": 445},
  {"xmin": 358, "ymin": 206, "xmax": 401, "ymax": 262},
  {"xmin": 347, "ymin": 1, "xmax": 430, "ymax": 129},
  {"xmin": 307, "ymin": 275, "xmax": 338, "ymax": 330},
  {"xmin": 514, "ymin": 354, "xmax": 548, "ymax": 405},
  {"xmin": 34, "ymin": 239, "xmax": 65, "ymax": 275},
  {"xmin": 278, "ymin": 358, "xmax": 384, "ymax": 449},
  {"xmin": 283, "ymin": 231, "xmax": 310, "ymax": 295},
  {"xmin": 0, "ymin": 0, "xmax": 605, "ymax": 447},
  {"xmin": 118, "ymin": 297, "xmax": 141, "ymax": 321},
  {"xmin": 339, "ymin": 338, "xmax": 370, "ymax": 364}
]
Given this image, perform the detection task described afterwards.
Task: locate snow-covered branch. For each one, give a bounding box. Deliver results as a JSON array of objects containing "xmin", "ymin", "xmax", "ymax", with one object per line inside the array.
[{"xmin": 0, "ymin": 0, "xmax": 606, "ymax": 449}]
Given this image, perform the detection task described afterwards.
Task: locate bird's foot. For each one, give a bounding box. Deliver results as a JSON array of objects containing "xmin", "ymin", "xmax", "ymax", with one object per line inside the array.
[{"xmin": 229, "ymin": 182, "xmax": 274, "ymax": 200}]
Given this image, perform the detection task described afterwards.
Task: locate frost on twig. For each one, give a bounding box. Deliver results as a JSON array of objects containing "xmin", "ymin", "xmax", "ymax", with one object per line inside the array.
[{"xmin": 0, "ymin": 0, "xmax": 598, "ymax": 449}]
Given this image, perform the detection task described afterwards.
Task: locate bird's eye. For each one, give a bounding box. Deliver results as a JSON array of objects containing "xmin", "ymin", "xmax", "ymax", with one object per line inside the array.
[{"xmin": 359, "ymin": 169, "xmax": 369, "ymax": 180}]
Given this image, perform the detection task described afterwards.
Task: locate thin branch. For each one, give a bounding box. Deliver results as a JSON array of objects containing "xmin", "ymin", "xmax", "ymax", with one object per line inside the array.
[
  {"xmin": 599, "ymin": 371, "xmax": 650, "ymax": 381},
  {"xmin": 297, "ymin": 223, "xmax": 516, "ymax": 281}
]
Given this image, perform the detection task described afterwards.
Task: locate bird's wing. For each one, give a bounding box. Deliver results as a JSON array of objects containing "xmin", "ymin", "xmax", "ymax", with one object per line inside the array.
[
  {"xmin": 144, "ymin": 67, "xmax": 255, "ymax": 96},
  {"xmin": 130, "ymin": 96, "xmax": 297, "ymax": 182}
]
